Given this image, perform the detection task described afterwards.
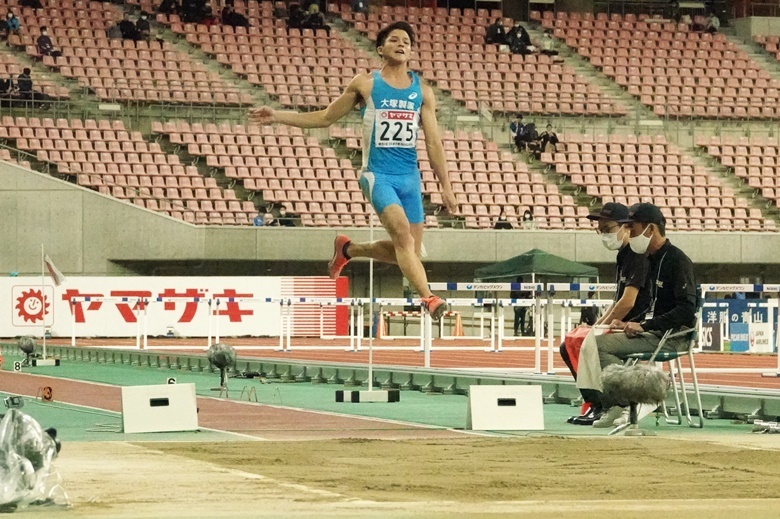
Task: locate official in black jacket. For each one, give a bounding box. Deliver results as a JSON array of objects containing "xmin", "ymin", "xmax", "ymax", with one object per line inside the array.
[{"xmin": 591, "ymin": 202, "xmax": 697, "ymax": 427}]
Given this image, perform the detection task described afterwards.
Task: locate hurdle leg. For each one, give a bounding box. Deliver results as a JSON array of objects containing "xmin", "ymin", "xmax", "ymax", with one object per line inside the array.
[
  {"xmin": 356, "ymin": 303, "xmax": 363, "ymax": 352},
  {"xmin": 286, "ymin": 300, "xmax": 292, "ymax": 351},
  {"xmin": 497, "ymin": 304, "xmax": 504, "ymax": 352},
  {"xmin": 347, "ymin": 304, "xmax": 355, "ymax": 352},
  {"xmin": 277, "ymin": 301, "xmax": 284, "ymax": 352},
  {"xmin": 534, "ymin": 299, "xmax": 542, "ymax": 374},
  {"xmin": 423, "ymin": 312, "xmax": 432, "ymax": 368},
  {"xmin": 489, "ymin": 304, "xmax": 496, "ymax": 352},
  {"xmin": 71, "ymin": 299, "xmax": 76, "ymax": 348}
]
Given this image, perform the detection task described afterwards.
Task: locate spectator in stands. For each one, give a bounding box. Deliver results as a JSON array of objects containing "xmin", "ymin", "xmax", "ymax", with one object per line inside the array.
[
  {"xmin": 484, "ymin": 18, "xmax": 506, "ymax": 46},
  {"xmin": 0, "ymin": 75, "xmax": 12, "ymax": 97},
  {"xmin": 581, "ymin": 203, "xmax": 697, "ymax": 428},
  {"xmin": 705, "ymin": 12, "xmax": 720, "ymax": 33},
  {"xmin": 117, "ymin": 13, "xmax": 139, "ymax": 41},
  {"xmin": 679, "ymin": 13, "xmax": 693, "ymax": 28},
  {"xmin": 509, "ymin": 113, "xmax": 525, "ymax": 150},
  {"xmin": 510, "ymin": 276, "xmax": 531, "ymax": 336},
  {"xmin": 351, "ymin": 0, "xmax": 368, "ymax": 15},
  {"xmin": 535, "ymin": 124, "xmax": 559, "ymax": 157},
  {"xmin": 136, "ymin": 12, "xmax": 151, "ymax": 41},
  {"xmin": 303, "ymin": 4, "xmax": 330, "ymax": 35},
  {"xmin": 36, "ymin": 27, "xmax": 62, "ymax": 58},
  {"xmin": 201, "ymin": 6, "xmax": 220, "ymax": 28},
  {"xmin": 579, "ymin": 291, "xmax": 600, "ymax": 326},
  {"xmin": 278, "ymin": 206, "xmax": 296, "ymax": 227},
  {"xmin": 4, "ymin": 11, "xmax": 20, "ymax": 39},
  {"xmin": 263, "ymin": 210, "xmax": 278, "ymax": 226},
  {"xmin": 540, "ymin": 29, "xmax": 557, "ymax": 56},
  {"xmin": 19, "ymin": 0, "xmax": 42, "ymax": 9},
  {"xmin": 507, "ymin": 20, "xmax": 533, "ymax": 55},
  {"xmin": 521, "ymin": 209, "xmax": 535, "ymax": 229},
  {"xmin": 158, "ymin": 0, "xmax": 180, "ymax": 15},
  {"xmin": 287, "ymin": 3, "xmax": 306, "ymax": 30},
  {"xmin": 221, "ymin": 5, "xmax": 251, "ymax": 28},
  {"xmin": 16, "ymin": 67, "xmax": 32, "ymax": 100},
  {"xmin": 493, "ymin": 210, "xmax": 513, "ymax": 229},
  {"xmin": 106, "ymin": 18, "xmax": 122, "ymax": 39}
]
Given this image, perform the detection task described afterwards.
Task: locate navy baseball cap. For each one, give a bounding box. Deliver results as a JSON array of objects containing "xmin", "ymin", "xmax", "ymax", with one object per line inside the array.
[
  {"xmin": 586, "ymin": 202, "xmax": 629, "ymax": 222},
  {"xmin": 618, "ymin": 203, "xmax": 666, "ymax": 225}
]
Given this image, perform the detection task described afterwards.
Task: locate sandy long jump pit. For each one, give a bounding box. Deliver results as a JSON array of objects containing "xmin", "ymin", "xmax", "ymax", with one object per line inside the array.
[{"xmin": 23, "ymin": 434, "xmax": 780, "ymax": 519}]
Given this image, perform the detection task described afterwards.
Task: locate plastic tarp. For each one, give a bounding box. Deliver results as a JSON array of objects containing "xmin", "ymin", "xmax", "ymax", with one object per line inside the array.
[{"xmin": 474, "ymin": 248, "xmax": 598, "ymax": 281}]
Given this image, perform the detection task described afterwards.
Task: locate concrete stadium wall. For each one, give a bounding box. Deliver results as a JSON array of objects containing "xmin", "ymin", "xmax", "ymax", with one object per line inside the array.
[{"xmin": 4, "ymin": 162, "xmax": 780, "ymax": 285}]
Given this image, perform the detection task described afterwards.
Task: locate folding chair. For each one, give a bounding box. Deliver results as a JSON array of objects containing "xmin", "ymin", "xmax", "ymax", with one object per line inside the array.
[{"xmin": 612, "ymin": 313, "xmax": 704, "ymax": 435}]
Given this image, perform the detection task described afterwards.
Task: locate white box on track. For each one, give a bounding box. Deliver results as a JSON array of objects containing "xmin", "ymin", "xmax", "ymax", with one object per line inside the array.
[
  {"xmin": 121, "ymin": 383, "xmax": 198, "ymax": 434},
  {"xmin": 467, "ymin": 385, "xmax": 544, "ymax": 431}
]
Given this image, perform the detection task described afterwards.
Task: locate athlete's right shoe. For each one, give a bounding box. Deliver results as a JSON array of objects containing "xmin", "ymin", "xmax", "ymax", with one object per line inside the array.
[
  {"xmin": 328, "ymin": 235, "xmax": 351, "ymax": 279},
  {"xmin": 421, "ymin": 295, "xmax": 448, "ymax": 321}
]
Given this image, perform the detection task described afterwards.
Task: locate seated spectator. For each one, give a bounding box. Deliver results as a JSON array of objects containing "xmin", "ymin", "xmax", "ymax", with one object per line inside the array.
[
  {"xmin": 158, "ymin": 0, "xmax": 180, "ymax": 15},
  {"xmin": 16, "ymin": 67, "xmax": 32, "ymax": 99},
  {"xmin": 507, "ymin": 20, "xmax": 533, "ymax": 55},
  {"xmin": 278, "ymin": 206, "xmax": 296, "ymax": 227},
  {"xmin": 263, "ymin": 210, "xmax": 278, "ymax": 226},
  {"xmin": 287, "ymin": 2, "xmax": 305, "ymax": 30},
  {"xmin": 136, "ymin": 12, "xmax": 151, "ymax": 41},
  {"xmin": 36, "ymin": 27, "xmax": 62, "ymax": 58},
  {"xmin": 679, "ymin": 13, "xmax": 693, "ymax": 27},
  {"xmin": 484, "ymin": 18, "xmax": 506, "ymax": 45},
  {"xmin": 351, "ymin": 0, "xmax": 368, "ymax": 15},
  {"xmin": 302, "ymin": 4, "xmax": 330, "ymax": 35},
  {"xmin": 118, "ymin": 13, "xmax": 140, "ymax": 41},
  {"xmin": 19, "ymin": 0, "xmax": 42, "ymax": 9},
  {"xmin": 106, "ymin": 19, "xmax": 122, "ymax": 39},
  {"xmin": 4, "ymin": 11, "xmax": 20, "ymax": 38},
  {"xmin": 530, "ymin": 124, "xmax": 559, "ymax": 159},
  {"xmin": 509, "ymin": 113, "xmax": 524, "ymax": 150},
  {"xmin": 578, "ymin": 291, "xmax": 599, "ymax": 325},
  {"xmin": 705, "ymin": 12, "xmax": 720, "ymax": 33},
  {"xmin": 540, "ymin": 29, "xmax": 557, "ymax": 56},
  {"xmin": 494, "ymin": 210, "xmax": 513, "ymax": 229},
  {"xmin": 221, "ymin": 5, "xmax": 250, "ymax": 28},
  {"xmin": 521, "ymin": 209, "xmax": 536, "ymax": 230},
  {"xmin": 0, "ymin": 75, "xmax": 12, "ymax": 97},
  {"xmin": 181, "ymin": 0, "xmax": 206, "ymax": 23},
  {"xmin": 201, "ymin": 6, "xmax": 220, "ymax": 27}
]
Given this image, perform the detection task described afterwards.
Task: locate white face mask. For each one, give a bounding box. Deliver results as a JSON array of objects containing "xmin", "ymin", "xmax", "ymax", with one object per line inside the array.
[
  {"xmin": 629, "ymin": 225, "xmax": 652, "ymax": 254},
  {"xmin": 601, "ymin": 230, "xmax": 623, "ymax": 251}
]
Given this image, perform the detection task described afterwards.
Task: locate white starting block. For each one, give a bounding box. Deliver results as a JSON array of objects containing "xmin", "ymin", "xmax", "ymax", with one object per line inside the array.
[
  {"xmin": 31, "ymin": 358, "xmax": 60, "ymax": 367},
  {"xmin": 121, "ymin": 383, "xmax": 199, "ymax": 433},
  {"xmin": 466, "ymin": 385, "xmax": 545, "ymax": 431},
  {"xmin": 335, "ymin": 389, "xmax": 400, "ymax": 403}
]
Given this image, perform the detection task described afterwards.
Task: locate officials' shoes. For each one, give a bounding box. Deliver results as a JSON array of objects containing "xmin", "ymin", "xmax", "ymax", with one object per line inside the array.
[
  {"xmin": 592, "ymin": 406, "xmax": 627, "ymax": 428},
  {"xmin": 568, "ymin": 407, "xmax": 601, "ymax": 426}
]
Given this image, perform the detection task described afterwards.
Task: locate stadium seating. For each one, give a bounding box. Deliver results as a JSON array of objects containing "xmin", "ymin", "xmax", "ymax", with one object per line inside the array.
[
  {"xmin": 153, "ymin": 120, "xmax": 372, "ymax": 227},
  {"xmin": 6, "ymin": 0, "xmax": 250, "ymax": 105},
  {"xmin": 0, "ymin": 49, "xmax": 70, "ymax": 99},
  {"xmin": 331, "ymin": 126, "xmax": 592, "ymax": 229},
  {"xmin": 334, "ymin": 5, "xmax": 624, "ymax": 116},
  {"xmin": 0, "ymin": 116, "xmax": 258, "ymax": 225},
  {"xmin": 543, "ymin": 12, "xmax": 779, "ymax": 118},
  {"xmin": 542, "ymin": 133, "xmax": 776, "ymax": 231},
  {"xmin": 696, "ymin": 134, "xmax": 780, "ymax": 231},
  {"xmin": 0, "ymin": 147, "xmax": 31, "ymax": 169}
]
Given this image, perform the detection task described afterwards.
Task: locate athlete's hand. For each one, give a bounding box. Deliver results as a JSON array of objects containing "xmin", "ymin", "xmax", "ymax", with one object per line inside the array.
[
  {"xmin": 441, "ymin": 188, "xmax": 458, "ymax": 215},
  {"xmin": 623, "ymin": 322, "xmax": 644, "ymax": 338},
  {"xmin": 248, "ymin": 106, "xmax": 275, "ymax": 125}
]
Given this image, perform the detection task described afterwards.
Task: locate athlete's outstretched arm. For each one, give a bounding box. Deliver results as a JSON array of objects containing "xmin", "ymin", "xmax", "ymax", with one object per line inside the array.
[
  {"xmin": 249, "ymin": 75, "xmax": 365, "ymax": 128},
  {"xmin": 420, "ymin": 84, "xmax": 457, "ymax": 214}
]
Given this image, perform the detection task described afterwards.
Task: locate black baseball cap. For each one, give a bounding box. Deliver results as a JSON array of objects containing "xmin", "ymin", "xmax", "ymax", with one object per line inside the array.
[
  {"xmin": 586, "ymin": 202, "xmax": 628, "ymax": 222},
  {"xmin": 618, "ymin": 202, "xmax": 666, "ymax": 225}
]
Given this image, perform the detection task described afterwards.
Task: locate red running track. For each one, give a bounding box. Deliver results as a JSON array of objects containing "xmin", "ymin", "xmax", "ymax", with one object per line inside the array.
[{"xmin": 50, "ymin": 337, "xmax": 780, "ymax": 390}]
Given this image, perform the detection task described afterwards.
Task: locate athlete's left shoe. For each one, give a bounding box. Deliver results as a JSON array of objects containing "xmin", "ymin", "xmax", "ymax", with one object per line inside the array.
[
  {"xmin": 421, "ymin": 295, "xmax": 448, "ymax": 321},
  {"xmin": 328, "ymin": 235, "xmax": 351, "ymax": 279}
]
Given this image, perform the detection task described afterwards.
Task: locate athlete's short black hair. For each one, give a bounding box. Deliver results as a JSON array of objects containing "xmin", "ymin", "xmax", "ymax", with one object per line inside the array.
[{"xmin": 376, "ymin": 21, "xmax": 415, "ymax": 48}]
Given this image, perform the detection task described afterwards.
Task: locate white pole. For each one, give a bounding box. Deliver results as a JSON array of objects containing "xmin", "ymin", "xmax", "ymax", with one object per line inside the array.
[
  {"xmin": 534, "ymin": 295, "xmax": 542, "ymax": 374},
  {"xmin": 286, "ymin": 299, "xmax": 292, "ymax": 351},
  {"xmin": 547, "ymin": 294, "xmax": 555, "ymax": 374},
  {"xmin": 215, "ymin": 299, "xmax": 221, "ymax": 343},
  {"xmin": 319, "ymin": 303, "xmax": 324, "ymax": 339},
  {"xmin": 349, "ymin": 303, "xmax": 355, "ymax": 351},
  {"xmin": 143, "ymin": 299, "xmax": 148, "ymax": 350},
  {"xmin": 135, "ymin": 300, "xmax": 140, "ymax": 350},
  {"xmin": 368, "ymin": 211, "xmax": 375, "ymax": 389},
  {"xmin": 207, "ymin": 299, "xmax": 213, "ymax": 349},
  {"xmin": 424, "ymin": 312, "xmax": 432, "ymax": 368},
  {"xmin": 277, "ymin": 301, "xmax": 284, "ymax": 351},
  {"xmin": 497, "ymin": 302, "xmax": 504, "ymax": 352},
  {"xmin": 41, "ymin": 244, "xmax": 47, "ymax": 359},
  {"xmin": 70, "ymin": 298, "xmax": 76, "ymax": 347},
  {"xmin": 489, "ymin": 303, "xmax": 495, "ymax": 352},
  {"xmin": 775, "ymin": 297, "xmax": 780, "ymax": 374}
]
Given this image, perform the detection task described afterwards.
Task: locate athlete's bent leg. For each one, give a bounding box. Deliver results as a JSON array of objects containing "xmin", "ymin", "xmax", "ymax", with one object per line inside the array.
[{"xmin": 378, "ymin": 204, "xmax": 433, "ymax": 298}]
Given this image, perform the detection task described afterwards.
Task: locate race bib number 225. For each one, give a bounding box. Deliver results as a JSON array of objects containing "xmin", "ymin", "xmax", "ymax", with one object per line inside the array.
[{"xmin": 374, "ymin": 110, "xmax": 418, "ymax": 148}]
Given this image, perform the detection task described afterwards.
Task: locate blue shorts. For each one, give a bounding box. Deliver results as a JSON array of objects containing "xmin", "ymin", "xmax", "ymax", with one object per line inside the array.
[{"xmin": 358, "ymin": 171, "xmax": 424, "ymax": 224}]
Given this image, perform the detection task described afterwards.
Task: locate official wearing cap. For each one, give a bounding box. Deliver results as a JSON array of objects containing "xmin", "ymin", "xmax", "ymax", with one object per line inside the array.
[
  {"xmin": 589, "ymin": 203, "xmax": 698, "ymax": 428},
  {"xmin": 566, "ymin": 202, "xmax": 653, "ymax": 425}
]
